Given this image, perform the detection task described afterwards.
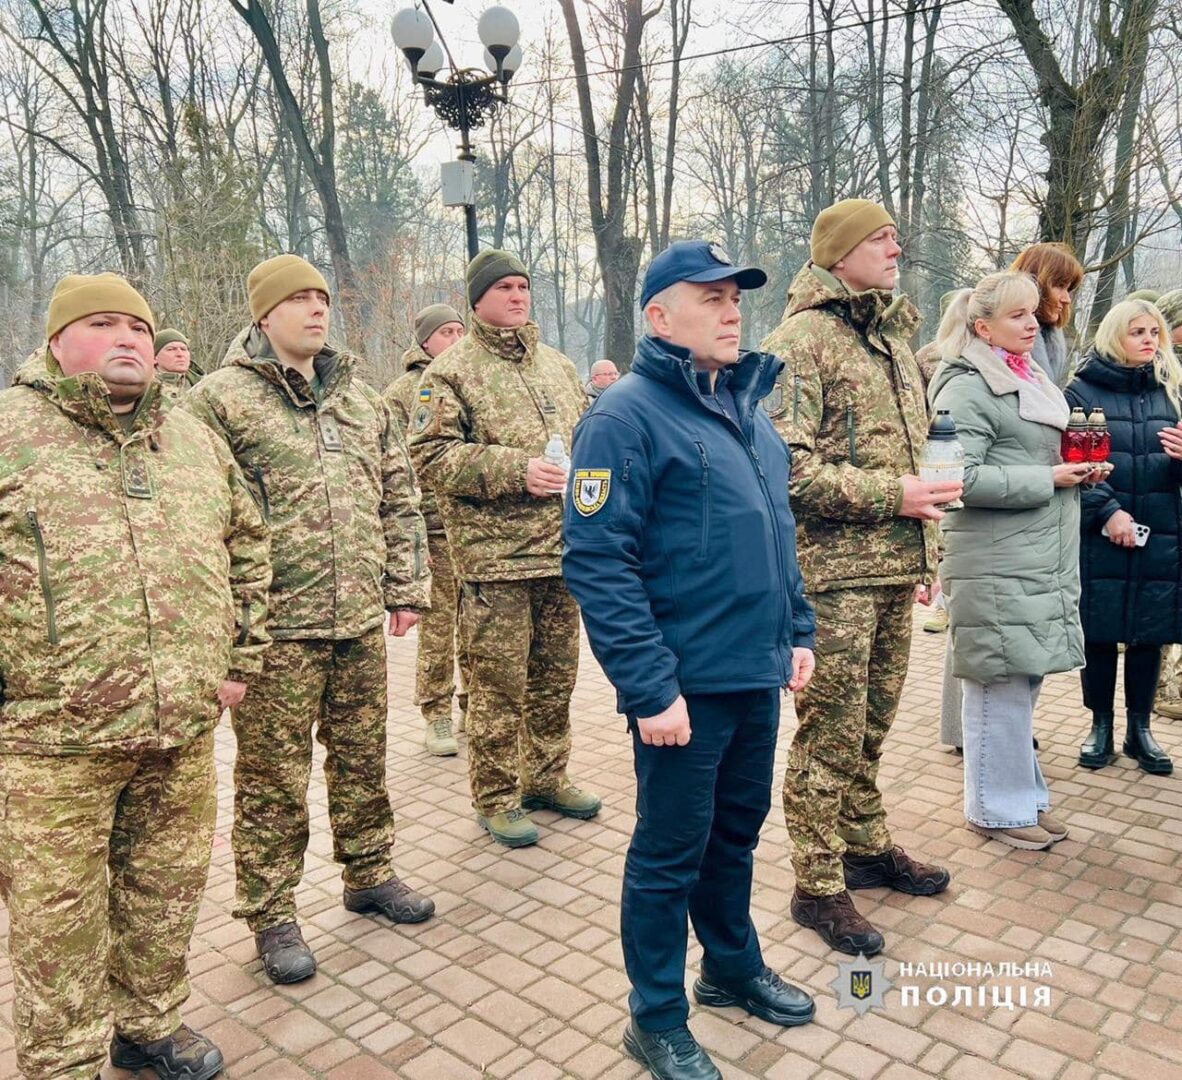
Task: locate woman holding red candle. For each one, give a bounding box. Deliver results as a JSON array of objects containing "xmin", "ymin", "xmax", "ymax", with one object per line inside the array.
[{"xmin": 1067, "ymin": 299, "xmax": 1182, "ymax": 775}]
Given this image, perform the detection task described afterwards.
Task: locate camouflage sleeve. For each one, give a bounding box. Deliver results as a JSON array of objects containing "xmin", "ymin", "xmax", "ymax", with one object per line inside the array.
[
  {"xmin": 382, "ymin": 375, "xmax": 412, "ymax": 433},
  {"xmin": 776, "ymin": 347, "xmax": 903, "ymax": 523},
  {"xmin": 376, "ymin": 392, "xmax": 432, "ymax": 612},
  {"xmin": 408, "ymin": 369, "xmax": 530, "ymax": 499},
  {"xmin": 210, "ymin": 435, "xmax": 272, "ymax": 679},
  {"xmin": 180, "ymin": 382, "xmax": 235, "ymax": 450}
]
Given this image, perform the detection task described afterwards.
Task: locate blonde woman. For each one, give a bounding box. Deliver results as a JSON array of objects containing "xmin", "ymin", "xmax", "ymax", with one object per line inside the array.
[
  {"xmin": 1067, "ymin": 300, "xmax": 1182, "ymax": 775},
  {"xmin": 929, "ymin": 271, "xmax": 1092, "ymax": 849}
]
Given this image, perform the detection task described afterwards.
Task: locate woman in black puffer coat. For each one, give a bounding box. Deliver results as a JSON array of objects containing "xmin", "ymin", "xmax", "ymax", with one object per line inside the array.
[{"xmin": 1066, "ymin": 299, "xmax": 1182, "ymax": 776}]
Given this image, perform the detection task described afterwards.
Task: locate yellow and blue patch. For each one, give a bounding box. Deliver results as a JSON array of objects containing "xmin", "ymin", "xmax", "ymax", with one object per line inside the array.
[{"xmin": 418, "ymin": 387, "xmax": 432, "ymax": 403}]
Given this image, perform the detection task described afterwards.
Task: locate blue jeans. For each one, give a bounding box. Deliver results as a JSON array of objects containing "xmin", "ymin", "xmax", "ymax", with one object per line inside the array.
[
  {"xmin": 622, "ymin": 689, "xmax": 777, "ymax": 1031},
  {"xmin": 961, "ymin": 676, "xmax": 1049, "ymax": 829}
]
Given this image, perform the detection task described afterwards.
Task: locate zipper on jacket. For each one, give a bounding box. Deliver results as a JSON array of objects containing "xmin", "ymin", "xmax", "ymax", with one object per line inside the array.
[
  {"xmin": 236, "ymin": 595, "xmax": 251, "ymax": 647},
  {"xmin": 846, "ymin": 405, "xmax": 859, "ymax": 466},
  {"xmin": 792, "ymin": 374, "xmax": 803, "ymax": 423},
  {"xmin": 622, "ymin": 457, "xmax": 632, "ymax": 483},
  {"xmin": 694, "ymin": 442, "xmax": 710, "ymax": 559},
  {"xmin": 27, "ymin": 510, "xmax": 59, "ymax": 645},
  {"xmin": 251, "ymin": 466, "xmax": 271, "ymax": 524}
]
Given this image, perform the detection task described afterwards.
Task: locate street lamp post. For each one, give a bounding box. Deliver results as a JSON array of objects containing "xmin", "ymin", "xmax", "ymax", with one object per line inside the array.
[{"xmin": 391, "ymin": 4, "xmax": 523, "ymax": 260}]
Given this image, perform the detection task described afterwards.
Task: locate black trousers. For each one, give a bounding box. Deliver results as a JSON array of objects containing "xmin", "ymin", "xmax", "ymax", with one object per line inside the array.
[
  {"xmin": 621, "ymin": 688, "xmax": 778, "ymax": 1031},
  {"xmin": 1080, "ymin": 642, "xmax": 1162, "ymax": 715}
]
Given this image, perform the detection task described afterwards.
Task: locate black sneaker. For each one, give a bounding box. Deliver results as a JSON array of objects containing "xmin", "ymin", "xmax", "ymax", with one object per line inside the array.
[
  {"xmin": 255, "ymin": 921, "xmax": 317, "ymax": 984},
  {"xmin": 110, "ymin": 1024, "xmax": 223, "ymax": 1080},
  {"xmin": 693, "ymin": 965, "xmax": 815, "ymax": 1026},
  {"xmin": 622, "ymin": 1021, "xmax": 721, "ymax": 1080}
]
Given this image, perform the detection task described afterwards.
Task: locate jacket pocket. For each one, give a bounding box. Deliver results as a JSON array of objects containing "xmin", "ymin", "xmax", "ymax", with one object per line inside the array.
[
  {"xmin": 846, "ymin": 405, "xmax": 859, "ymax": 466},
  {"xmin": 249, "ymin": 465, "xmax": 271, "ymax": 524},
  {"xmin": 26, "ymin": 510, "xmax": 59, "ymax": 646},
  {"xmin": 694, "ymin": 442, "xmax": 711, "ymax": 560}
]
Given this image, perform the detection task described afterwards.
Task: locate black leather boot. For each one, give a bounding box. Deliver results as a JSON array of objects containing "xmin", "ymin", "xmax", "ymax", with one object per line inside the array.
[
  {"xmin": 1079, "ymin": 712, "xmax": 1116, "ymax": 769},
  {"xmin": 1123, "ymin": 712, "xmax": 1173, "ymax": 775}
]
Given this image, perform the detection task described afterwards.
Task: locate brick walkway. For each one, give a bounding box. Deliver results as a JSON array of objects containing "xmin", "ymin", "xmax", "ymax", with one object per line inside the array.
[{"xmin": 1, "ymin": 609, "xmax": 1180, "ymax": 1079}]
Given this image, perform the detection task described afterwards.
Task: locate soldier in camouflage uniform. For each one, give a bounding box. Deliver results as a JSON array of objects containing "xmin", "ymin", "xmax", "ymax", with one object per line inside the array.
[
  {"xmin": 384, "ymin": 304, "xmax": 470, "ymax": 755},
  {"xmin": 153, "ymin": 328, "xmax": 204, "ymax": 403},
  {"xmin": 409, "ymin": 250, "xmax": 601, "ymax": 848},
  {"xmin": 184, "ymin": 254, "xmax": 434, "ymax": 985},
  {"xmin": 0, "ymin": 273, "xmax": 271, "ymax": 1080},
  {"xmin": 761, "ymin": 201, "xmax": 958, "ymax": 957}
]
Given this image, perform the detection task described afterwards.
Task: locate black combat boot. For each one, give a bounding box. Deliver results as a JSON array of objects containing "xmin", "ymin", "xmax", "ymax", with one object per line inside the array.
[
  {"xmin": 1123, "ymin": 712, "xmax": 1173, "ymax": 775},
  {"xmin": 255, "ymin": 921, "xmax": 317, "ymax": 984},
  {"xmin": 110, "ymin": 1025, "xmax": 224, "ymax": 1080},
  {"xmin": 1079, "ymin": 712, "xmax": 1116, "ymax": 769},
  {"xmin": 344, "ymin": 874, "xmax": 435, "ymax": 923}
]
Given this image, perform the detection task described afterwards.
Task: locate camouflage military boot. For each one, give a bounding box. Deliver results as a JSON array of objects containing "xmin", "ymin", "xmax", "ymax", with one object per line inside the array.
[
  {"xmin": 424, "ymin": 717, "xmax": 459, "ymax": 756},
  {"xmin": 110, "ymin": 1024, "xmax": 224, "ymax": 1080},
  {"xmin": 522, "ymin": 781, "xmax": 602, "ymax": 820},
  {"xmin": 344, "ymin": 875, "xmax": 435, "ymax": 923},
  {"xmin": 478, "ymin": 807, "xmax": 539, "ymax": 847},
  {"xmin": 255, "ymin": 921, "xmax": 317, "ymax": 984}
]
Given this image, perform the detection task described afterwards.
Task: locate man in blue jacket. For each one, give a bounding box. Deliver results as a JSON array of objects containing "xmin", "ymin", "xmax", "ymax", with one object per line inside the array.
[{"xmin": 563, "ymin": 241, "xmax": 817, "ymax": 1080}]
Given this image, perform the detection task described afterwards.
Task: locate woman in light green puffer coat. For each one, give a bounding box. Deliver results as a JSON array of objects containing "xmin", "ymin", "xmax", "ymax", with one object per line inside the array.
[{"xmin": 928, "ymin": 271, "xmax": 1097, "ymax": 852}]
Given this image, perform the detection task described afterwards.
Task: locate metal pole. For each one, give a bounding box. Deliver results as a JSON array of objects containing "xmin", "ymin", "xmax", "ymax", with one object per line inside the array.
[{"xmin": 464, "ymin": 203, "xmax": 479, "ymax": 260}]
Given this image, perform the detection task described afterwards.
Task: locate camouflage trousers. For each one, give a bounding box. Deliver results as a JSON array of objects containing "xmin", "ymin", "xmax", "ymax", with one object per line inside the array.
[
  {"xmin": 418, "ymin": 530, "xmax": 470, "ymax": 724},
  {"xmin": 1158, "ymin": 646, "xmax": 1182, "ymax": 707},
  {"xmin": 0, "ymin": 733, "xmax": 216, "ymax": 1080},
  {"xmin": 232, "ymin": 627, "xmax": 396, "ymax": 932},
  {"xmin": 784, "ymin": 585, "xmax": 913, "ymax": 895},
  {"xmin": 462, "ymin": 577, "xmax": 579, "ymax": 816}
]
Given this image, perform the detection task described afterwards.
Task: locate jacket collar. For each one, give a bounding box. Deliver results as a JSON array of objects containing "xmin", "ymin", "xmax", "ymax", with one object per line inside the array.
[
  {"xmin": 402, "ymin": 342, "xmax": 432, "ymax": 372},
  {"xmin": 959, "ymin": 338, "xmax": 1070, "ymax": 430},
  {"xmin": 14, "ymin": 348, "xmax": 167, "ymax": 444},
  {"xmin": 631, "ymin": 335, "xmax": 782, "ymax": 429},
  {"xmin": 470, "ymin": 314, "xmax": 540, "ymax": 363},
  {"xmin": 1074, "ymin": 347, "xmax": 1158, "ymax": 393},
  {"xmin": 783, "ymin": 262, "xmax": 920, "ymax": 343},
  {"xmin": 223, "ymin": 325, "xmax": 354, "ymax": 408}
]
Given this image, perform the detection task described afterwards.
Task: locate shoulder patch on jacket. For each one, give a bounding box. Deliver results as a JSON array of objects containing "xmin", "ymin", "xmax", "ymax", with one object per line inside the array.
[
  {"xmin": 761, "ymin": 379, "xmax": 786, "ymax": 418},
  {"xmin": 411, "ymin": 404, "xmax": 434, "ymax": 433},
  {"xmin": 418, "ymin": 387, "xmax": 432, "ymax": 402},
  {"xmin": 573, "ymin": 468, "xmax": 611, "ymax": 516}
]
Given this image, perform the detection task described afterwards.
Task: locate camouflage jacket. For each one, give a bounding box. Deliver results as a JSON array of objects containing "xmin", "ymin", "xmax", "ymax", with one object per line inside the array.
[
  {"xmin": 184, "ymin": 328, "xmax": 430, "ymax": 640},
  {"xmin": 157, "ymin": 364, "xmax": 204, "ymax": 404},
  {"xmin": 760, "ymin": 263, "xmax": 938, "ymax": 592},
  {"xmin": 0, "ymin": 352, "xmax": 271, "ymax": 755},
  {"xmin": 383, "ymin": 343, "xmax": 443, "ymax": 532},
  {"xmin": 408, "ymin": 316, "xmax": 584, "ymax": 581}
]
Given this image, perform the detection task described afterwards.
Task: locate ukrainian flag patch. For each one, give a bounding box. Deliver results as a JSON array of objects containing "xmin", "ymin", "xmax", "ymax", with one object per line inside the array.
[{"xmin": 418, "ymin": 387, "xmax": 432, "ymax": 402}]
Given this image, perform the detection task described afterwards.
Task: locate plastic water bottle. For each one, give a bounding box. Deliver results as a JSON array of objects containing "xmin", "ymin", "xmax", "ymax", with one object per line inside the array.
[
  {"xmin": 543, "ymin": 433, "xmax": 570, "ymax": 496},
  {"xmin": 920, "ymin": 409, "xmax": 965, "ymax": 509}
]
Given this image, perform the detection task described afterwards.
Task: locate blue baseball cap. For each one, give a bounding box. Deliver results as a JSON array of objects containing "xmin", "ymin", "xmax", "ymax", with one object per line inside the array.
[{"xmin": 640, "ymin": 240, "xmax": 767, "ymax": 308}]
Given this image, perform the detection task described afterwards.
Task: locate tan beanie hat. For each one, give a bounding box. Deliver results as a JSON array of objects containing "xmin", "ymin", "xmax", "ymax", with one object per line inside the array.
[
  {"xmin": 248, "ymin": 254, "xmax": 331, "ymax": 322},
  {"xmin": 154, "ymin": 328, "xmax": 189, "ymax": 354},
  {"xmin": 46, "ymin": 272, "xmax": 155, "ymax": 341},
  {"xmin": 414, "ymin": 304, "xmax": 464, "ymax": 345},
  {"xmin": 810, "ymin": 200, "xmax": 896, "ymax": 269}
]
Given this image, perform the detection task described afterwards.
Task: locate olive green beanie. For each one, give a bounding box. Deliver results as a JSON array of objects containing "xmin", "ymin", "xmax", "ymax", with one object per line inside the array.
[
  {"xmin": 154, "ymin": 328, "xmax": 189, "ymax": 354},
  {"xmin": 46, "ymin": 272, "xmax": 155, "ymax": 341},
  {"xmin": 248, "ymin": 254, "xmax": 331, "ymax": 322},
  {"xmin": 466, "ymin": 249, "xmax": 530, "ymax": 307},
  {"xmin": 414, "ymin": 304, "xmax": 464, "ymax": 345},
  {"xmin": 1127, "ymin": 288, "xmax": 1161, "ymax": 303},
  {"xmin": 1156, "ymin": 289, "xmax": 1182, "ymax": 332},
  {"xmin": 811, "ymin": 199, "xmax": 896, "ymax": 269}
]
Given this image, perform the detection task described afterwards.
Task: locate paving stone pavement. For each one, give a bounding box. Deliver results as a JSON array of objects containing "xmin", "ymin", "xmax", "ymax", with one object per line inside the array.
[{"xmin": 1, "ymin": 608, "xmax": 1180, "ymax": 1080}]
